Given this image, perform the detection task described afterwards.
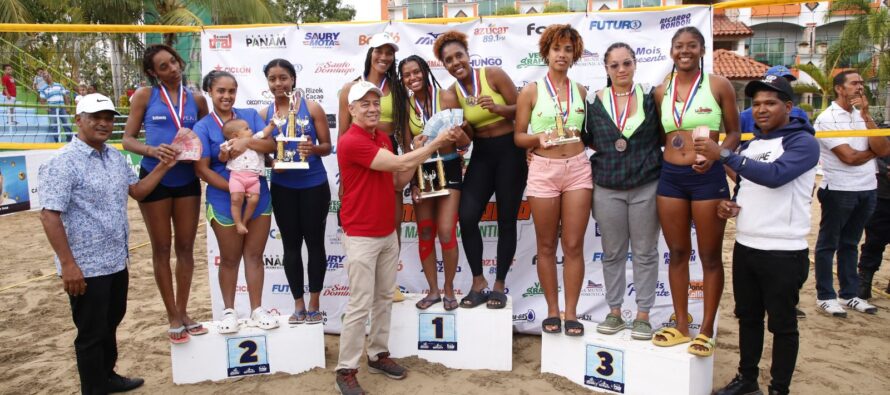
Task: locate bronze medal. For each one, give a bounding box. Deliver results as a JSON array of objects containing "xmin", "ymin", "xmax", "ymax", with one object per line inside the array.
[
  {"xmin": 615, "ymin": 138, "xmax": 627, "ymax": 152},
  {"xmin": 465, "ymin": 96, "xmax": 476, "ymax": 106}
]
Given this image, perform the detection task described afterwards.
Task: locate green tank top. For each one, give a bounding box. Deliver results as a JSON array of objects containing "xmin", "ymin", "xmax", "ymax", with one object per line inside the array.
[
  {"xmin": 530, "ymin": 77, "xmax": 584, "ymax": 135},
  {"xmin": 408, "ymin": 90, "xmax": 442, "ymax": 136},
  {"xmin": 380, "ymin": 88, "xmax": 394, "ymax": 123},
  {"xmin": 603, "ymin": 84, "xmax": 645, "ymax": 138},
  {"xmin": 660, "ymin": 72, "xmax": 722, "ymax": 133},
  {"xmin": 456, "ymin": 67, "xmax": 506, "ymax": 129}
]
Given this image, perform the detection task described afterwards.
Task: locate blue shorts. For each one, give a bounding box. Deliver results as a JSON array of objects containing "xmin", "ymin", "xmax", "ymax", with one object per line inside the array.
[{"xmin": 657, "ymin": 161, "xmax": 730, "ymax": 201}]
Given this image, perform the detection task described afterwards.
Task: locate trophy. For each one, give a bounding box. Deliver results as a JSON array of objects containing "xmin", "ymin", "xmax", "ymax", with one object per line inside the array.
[
  {"xmin": 546, "ymin": 98, "xmax": 581, "ymax": 146},
  {"xmin": 274, "ymin": 89, "xmax": 310, "ymax": 170},
  {"xmin": 416, "ymin": 152, "xmax": 450, "ymax": 199}
]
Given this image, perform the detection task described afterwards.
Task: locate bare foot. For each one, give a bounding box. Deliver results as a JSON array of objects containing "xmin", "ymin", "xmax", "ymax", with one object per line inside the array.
[{"xmin": 236, "ymin": 223, "xmax": 249, "ymax": 235}]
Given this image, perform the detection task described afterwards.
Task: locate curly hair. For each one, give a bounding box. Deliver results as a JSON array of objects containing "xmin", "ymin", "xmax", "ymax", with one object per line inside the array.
[
  {"xmin": 538, "ymin": 24, "xmax": 584, "ymax": 65},
  {"xmin": 432, "ymin": 30, "xmax": 469, "ymax": 61},
  {"xmin": 142, "ymin": 44, "xmax": 187, "ymax": 86}
]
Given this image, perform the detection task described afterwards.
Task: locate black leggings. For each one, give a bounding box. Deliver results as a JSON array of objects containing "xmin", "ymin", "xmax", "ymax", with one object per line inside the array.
[
  {"xmin": 271, "ymin": 182, "xmax": 331, "ymax": 298},
  {"xmin": 459, "ymin": 133, "xmax": 528, "ymax": 282}
]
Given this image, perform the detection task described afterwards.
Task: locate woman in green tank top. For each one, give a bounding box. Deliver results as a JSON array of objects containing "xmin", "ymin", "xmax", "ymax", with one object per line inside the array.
[
  {"xmin": 651, "ymin": 27, "xmax": 741, "ymax": 357},
  {"xmin": 514, "ymin": 25, "xmax": 590, "ymax": 337}
]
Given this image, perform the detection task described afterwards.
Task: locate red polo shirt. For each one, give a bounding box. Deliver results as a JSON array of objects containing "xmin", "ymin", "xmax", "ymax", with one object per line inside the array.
[
  {"xmin": 338, "ymin": 123, "xmax": 395, "ymax": 237},
  {"xmin": 1, "ymin": 74, "xmax": 15, "ymax": 98}
]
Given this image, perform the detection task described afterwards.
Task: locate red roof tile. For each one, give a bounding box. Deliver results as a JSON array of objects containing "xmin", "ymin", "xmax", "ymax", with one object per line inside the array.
[
  {"xmin": 713, "ymin": 49, "xmax": 770, "ymax": 80},
  {"xmin": 713, "ymin": 15, "xmax": 753, "ymax": 37}
]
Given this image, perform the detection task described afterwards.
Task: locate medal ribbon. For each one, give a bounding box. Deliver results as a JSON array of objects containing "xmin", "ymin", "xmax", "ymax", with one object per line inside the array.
[
  {"xmin": 210, "ymin": 110, "xmax": 235, "ymax": 130},
  {"xmin": 456, "ymin": 68, "xmax": 479, "ymax": 100},
  {"xmin": 413, "ymin": 87, "xmax": 438, "ymax": 123},
  {"xmin": 609, "ymin": 85, "xmax": 634, "ymax": 132},
  {"xmin": 363, "ymin": 74, "xmax": 387, "ymax": 91},
  {"xmin": 159, "ymin": 82, "xmax": 186, "ymax": 130},
  {"xmin": 671, "ymin": 71, "xmax": 702, "ymax": 130},
  {"xmin": 544, "ymin": 73, "xmax": 571, "ymax": 124}
]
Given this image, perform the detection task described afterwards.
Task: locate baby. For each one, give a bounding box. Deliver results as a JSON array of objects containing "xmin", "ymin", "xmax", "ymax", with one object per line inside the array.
[{"xmin": 219, "ymin": 118, "xmax": 276, "ymax": 235}]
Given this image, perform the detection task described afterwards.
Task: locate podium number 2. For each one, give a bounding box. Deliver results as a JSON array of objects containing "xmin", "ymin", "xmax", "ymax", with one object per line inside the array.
[
  {"xmin": 239, "ymin": 340, "xmax": 259, "ymax": 364},
  {"xmin": 596, "ymin": 351, "xmax": 614, "ymax": 376},
  {"xmin": 431, "ymin": 317, "xmax": 444, "ymax": 339}
]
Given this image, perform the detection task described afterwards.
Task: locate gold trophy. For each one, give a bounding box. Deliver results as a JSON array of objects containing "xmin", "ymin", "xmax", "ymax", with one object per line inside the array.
[
  {"xmin": 416, "ymin": 152, "xmax": 449, "ymax": 199},
  {"xmin": 546, "ymin": 96, "xmax": 581, "ymax": 146},
  {"xmin": 274, "ymin": 89, "xmax": 310, "ymax": 170}
]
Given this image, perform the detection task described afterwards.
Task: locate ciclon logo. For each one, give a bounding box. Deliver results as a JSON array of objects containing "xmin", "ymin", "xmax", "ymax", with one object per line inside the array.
[
  {"xmin": 580, "ymin": 279, "xmax": 605, "ymax": 296},
  {"xmin": 660, "ymin": 13, "xmax": 691, "ymax": 30},
  {"xmin": 271, "ymin": 284, "xmax": 291, "ymax": 294},
  {"xmin": 296, "ymin": 87, "xmax": 325, "ymax": 102},
  {"xmin": 469, "ymin": 54, "xmax": 502, "ymax": 68},
  {"xmin": 635, "ymin": 46, "xmax": 667, "ymax": 63},
  {"xmin": 576, "ymin": 49, "xmax": 604, "ymax": 67},
  {"xmin": 663, "ymin": 312, "xmax": 701, "ymax": 330},
  {"xmin": 269, "ymin": 228, "xmax": 281, "ymax": 240},
  {"xmin": 213, "ymin": 64, "xmax": 251, "ymax": 76},
  {"xmin": 688, "ymin": 280, "xmax": 704, "ymax": 300},
  {"xmin": 263, "ymin": 254, "xmax": 284, "ymax": 270},
  {"xmin": 246, "ymin": 33, "xmax": 287, "ymax": 49},
  {"xmin": 512, "ymin": 309, "xmax": 536, "ymax": 322},
  {"xmin": 627, "ymin": 280, "xmax": 671, "ymax": 298},
  {"xmin": 359, "ymin": 32, "xmax": 400, "ymax": 45},
  {"xmin": 327, "ymin": 255, "xmax": 346, "ymax": 271},
  {"xmin": 474, "ymin": 24, "xmax": 508, "ymax": 43},
  {"xmin": 315, "ymin": 61, "xmax": 354, "ymax": 75},
  {"xmin": 235, "ymin": 284, "xmax": 248, "ymax": 294},
  {"xmin": 303, "ymin": 32, "xmax": 340, "ymax": 48},
  {"xmin": 517, "ymin": 52, "xmax": 546, "ymax": 69},
  {"xmin": 209, "ymin": 34, "xmax": 232, "ymax": 50},
  {"xmin": 589, "ymin": 20, "xmax": 642, "ymax": 31},
  {"xmin": 414, "ymin": 32, "xmax": 443, "ymax": 46},
  {"xmin": 322, "ymin": 284, "xmax": 350, "ymax": 297},
  {"xmin": 526, "ymin": 23, "xmax": 548, "ymax": 35}
]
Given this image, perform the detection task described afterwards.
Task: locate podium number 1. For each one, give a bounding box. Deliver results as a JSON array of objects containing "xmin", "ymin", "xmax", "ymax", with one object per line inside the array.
[
  {"xmin": 239, "ymin": 340, "xmax": 259, "ymax": 364},
  {"xmin": 418, "ymin": 313, "xmax": 457, "ymax": 351},
  {"xmin": 431, "ymin": 316, "xmax": 444, "ymax": 339}
]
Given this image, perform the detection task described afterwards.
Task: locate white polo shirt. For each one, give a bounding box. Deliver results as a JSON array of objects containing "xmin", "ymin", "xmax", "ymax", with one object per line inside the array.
[{"xmin": 813, "ymin": 101, "xmax": 876, "ymax": 191}]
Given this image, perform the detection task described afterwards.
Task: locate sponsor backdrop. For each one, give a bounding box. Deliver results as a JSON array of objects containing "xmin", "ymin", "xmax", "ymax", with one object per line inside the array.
[{"xmin": 202, "ymin": 6, "xmax": 712, "ymax": 334}]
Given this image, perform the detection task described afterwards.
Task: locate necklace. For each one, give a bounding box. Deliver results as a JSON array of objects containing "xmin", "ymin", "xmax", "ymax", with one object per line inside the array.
[{"xmin": 613, "ymin": 90, "xmax": 633, "ymax": 97}]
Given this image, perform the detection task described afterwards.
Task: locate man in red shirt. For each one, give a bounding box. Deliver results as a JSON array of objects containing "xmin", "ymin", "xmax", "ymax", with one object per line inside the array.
[
  {"xmin": 2, "ymin": 64, "xmax": 16, "ymax": 125},
  {"xmin": 335, "ymin": 80, "xmax": 458, "ymax": 395}
]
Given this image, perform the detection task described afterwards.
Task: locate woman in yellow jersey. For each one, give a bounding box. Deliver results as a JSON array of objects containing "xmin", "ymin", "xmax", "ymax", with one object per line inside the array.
[
  {"xmin": 433, "ymin": 31, "xmax": 525, "ymax": 309},
  {"xmin": 652, "ymin": 27, "xmax": 741, "ymax": 357},
  {"xmin": 514, "ymin": 25, "xmax": 590, "ymax": 336},
  {"xmin": 395, "ymin": 55, "xmax": 471, "ymax": 311}
]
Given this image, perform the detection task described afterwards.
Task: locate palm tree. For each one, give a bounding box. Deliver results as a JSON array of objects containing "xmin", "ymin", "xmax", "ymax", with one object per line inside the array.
[{"xmin": 796, "ymin": 63, "xmax": 836, "ymax": 111}]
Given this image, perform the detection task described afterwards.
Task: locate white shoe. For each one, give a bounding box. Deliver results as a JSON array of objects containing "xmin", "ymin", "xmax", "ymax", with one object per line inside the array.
[
  {"xmin": 251, "ymin": 307, "xmax": 280, "ymax": 330},
  {"xmin": 218, "ymin": 308, "xmax": 240, "ymax": 334},
  {"xmin": 839, "ymin": 297, "xmax": 878, "ymax": 314},
  {"xmin": 816, "ymin": 299, "xmax": 847, "ymax": 318}
]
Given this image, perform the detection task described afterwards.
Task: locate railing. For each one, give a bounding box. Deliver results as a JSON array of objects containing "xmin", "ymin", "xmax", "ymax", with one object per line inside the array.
[{"xmin": 0, "ymin": 102, "xmax": 130, "ymax": 144}]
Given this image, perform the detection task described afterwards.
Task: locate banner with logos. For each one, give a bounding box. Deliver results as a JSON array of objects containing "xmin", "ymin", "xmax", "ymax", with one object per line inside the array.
[{"xmin": 202, "ymin": 6, "xmax": 713, "ymax": 334}]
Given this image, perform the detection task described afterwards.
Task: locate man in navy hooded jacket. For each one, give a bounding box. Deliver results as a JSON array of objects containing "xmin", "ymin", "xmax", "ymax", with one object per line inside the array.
[{"xmin": 695, "ymin": 76, "xmax": 819, "ymax": 395}]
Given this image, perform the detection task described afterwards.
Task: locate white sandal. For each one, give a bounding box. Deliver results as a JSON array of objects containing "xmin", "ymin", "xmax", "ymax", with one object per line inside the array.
[
  {"xmin": 218, "ymin": 308, "xmax": 240, "ymax": 334},
  {"xmin": 251, "ymin": 307, "xmax": 280, "ymax": 330}
]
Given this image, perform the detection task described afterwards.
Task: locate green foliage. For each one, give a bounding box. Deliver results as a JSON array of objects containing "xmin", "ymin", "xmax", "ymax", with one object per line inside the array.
[
  {"xmin": 798, "ymin": 102, "xmax": 814, "ymax": 113},
  {"xmin": 495, "ymin": 6, "xmax": 519, "ymax": 16},
  {"xmin": 279, "ymin": 0, "xmax": 356, "ymax": 23},
  {"xmin": 827, "ymin": 0, "xmax": 890, "ymax": 87},
  {"xmin": 796, "ymin": 63, "xmax": 835, "ymax": 110},
  {"xmin": 543, "ymin": 4, "xmax": 570, "ymax": 13}
]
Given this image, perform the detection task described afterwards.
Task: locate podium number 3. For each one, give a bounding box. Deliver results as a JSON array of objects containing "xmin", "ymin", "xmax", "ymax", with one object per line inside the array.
[
  {"xmin": 239, "ymin": 340, "xmax": 259, "ymax": 364},
  {"xmin": 596, "ymin": 351, "xmax": 614, "ymax": 376},
  {"xmin": 431, "ymin": 317, "xmax": 444, "ymax": 339}
]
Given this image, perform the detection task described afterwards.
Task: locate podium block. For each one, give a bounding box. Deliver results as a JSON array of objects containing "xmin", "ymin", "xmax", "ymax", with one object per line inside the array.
[
  {"xmin": 388, "ymin": 293, "xmax": 513, "ymax": 371},
  {"xmin": 170, "ymin": 316, "xmax": 325, "ymax": 384},
  {"xmin": 541, "ymin": 322, "xmax": 712, "ymax": 394}
]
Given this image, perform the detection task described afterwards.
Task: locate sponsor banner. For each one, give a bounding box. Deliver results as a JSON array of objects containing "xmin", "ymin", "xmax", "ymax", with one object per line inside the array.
[{"xmin": 201, "ymin": 6, "xmax": 712, "ymax": 334}]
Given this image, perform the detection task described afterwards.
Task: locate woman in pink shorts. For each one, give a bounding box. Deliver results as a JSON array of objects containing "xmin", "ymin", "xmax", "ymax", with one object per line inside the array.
[{"xmin": 514, "ymin": 24, "xmax": 591, "ymax": 336}]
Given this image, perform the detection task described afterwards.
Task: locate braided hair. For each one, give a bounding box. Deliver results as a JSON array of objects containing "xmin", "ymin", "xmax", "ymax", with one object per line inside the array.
[
  {"xmin": 666, "ymin": 26, "xmax": 706, "ymax": 96},
  {"xmin": 396, "ymin": 55, "xmax": 443, "ymax": 147},
  {"xmin": 360, "ymin": 45, "xmax": 406, "ymax": 152}
]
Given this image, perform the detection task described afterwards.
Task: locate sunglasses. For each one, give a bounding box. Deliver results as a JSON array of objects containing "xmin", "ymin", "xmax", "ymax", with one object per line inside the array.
[{"xmin": 607, "ymin": 60, "xmax": 635, "ymax": 70}]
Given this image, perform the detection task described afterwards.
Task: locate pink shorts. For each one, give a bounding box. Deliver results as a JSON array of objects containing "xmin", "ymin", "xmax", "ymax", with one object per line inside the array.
[
  {"xmin": 526, "ymin": 151, "xmax": 593, "ymax": 198},
  {"xmin": 229, "ymin": 170, "xmax": 260, "ymax": 194}
]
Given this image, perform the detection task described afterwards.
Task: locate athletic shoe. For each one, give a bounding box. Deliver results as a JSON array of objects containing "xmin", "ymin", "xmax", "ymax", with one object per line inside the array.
[
  {"xmin": 713, "ymin": 374, "xmax": 762, "ymax": 395},
  {"xmin": 107, "ymin": 372, "xmax": 144, "ymax": 393},
  {"xmin": 335, "ymin": 369, "xmax": 365, "ymax": 395},
  {"xmin": 596, "ymin": 313, "xmax": 626, "ymax": 335},
  {"xmin": 839, "ymin": 297, "xmax": 878, "ymax": 314},
  {"xmin": 816, "ymin": 299, "xmax": 847, "ymax": 318},
  {"xmin": 367, "ymin": 352, "xmax": 406, "ymax": 380},
  {"xmin": 795, "ymin": 307, "xmax": 806, "ymax": 319}
]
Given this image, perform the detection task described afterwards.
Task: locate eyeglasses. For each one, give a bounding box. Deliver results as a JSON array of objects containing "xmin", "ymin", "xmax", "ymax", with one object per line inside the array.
[{"xmin": 607, "ymin": 60, "xmax": 635, "ymax": 70}]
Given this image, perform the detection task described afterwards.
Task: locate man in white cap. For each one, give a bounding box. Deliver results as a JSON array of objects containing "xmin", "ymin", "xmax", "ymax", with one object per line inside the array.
[
  {"xmin": 335, "ymin": 81, "xmax": 458, "ymax": 395},
  {"xmin": 39, "ymin": 94, "xmax": 175, "ymax": 394}
]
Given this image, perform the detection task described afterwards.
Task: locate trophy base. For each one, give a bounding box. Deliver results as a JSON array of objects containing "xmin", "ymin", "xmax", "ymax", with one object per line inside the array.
[
  {"xmin": 276, "ymin": 136, "xmax": 308, "ymax": 143},
  {"xmin": 420, "ymin": 189, "xmax": 450, "ymax": 199},
  {"xmin": 548, "ymin": 136, "xmax": 582, "ymax": 146},
  {"xmin": 274, "ymin": 162, "xmax": 310, "ymax": 170}
]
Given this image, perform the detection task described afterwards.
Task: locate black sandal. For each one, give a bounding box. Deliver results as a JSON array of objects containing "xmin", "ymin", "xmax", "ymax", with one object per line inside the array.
[
  {"xmin": 542, "ymin": 317, "xmax": 562, "ymax": 334},
  {"xmin": 564, "ymin": 320, "xmax": 585, "ymax": 337},
  {"xmin": 415, "ymin": 295, "xmax": 442, "ymax": 310},
  {"xmin": 486, "ymin": 290, "xmax": 507, "ymax": 309},
  {"xmin": 459, "ymin": 290, "xmax": 489, "ymax": 308},
  {"xmin": 443, "ymin": 297, "xmax": 459, "ymax": 311}
]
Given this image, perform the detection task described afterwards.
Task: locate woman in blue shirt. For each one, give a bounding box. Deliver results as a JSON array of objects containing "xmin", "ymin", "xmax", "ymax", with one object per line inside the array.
[
  {"xmin": 122, "ymin": 44, "xmax": 208, "ymax": 344},
  {"xmin": 258, "ymin": 59, "xmax": 332, "ymax": 324},
  {"xmin": 194, "ymin": 70, "xmax": 279, "ymax": 333}
]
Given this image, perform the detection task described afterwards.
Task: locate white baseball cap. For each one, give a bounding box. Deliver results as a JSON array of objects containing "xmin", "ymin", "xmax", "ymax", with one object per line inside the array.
[
  {"xmin": 348, "ymin": 80, "xmax": 383, "ymax": 103},
  {"xmin": 368, "ymin": 32, "xmax": 399, "ymax": 51},
  {"xmin": 76, "ymin": 93, "xmax": 121, "ymax": 115}
]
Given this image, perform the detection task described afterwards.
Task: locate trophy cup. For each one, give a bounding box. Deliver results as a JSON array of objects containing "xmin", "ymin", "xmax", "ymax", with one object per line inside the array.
[
  {"xmin": 416, "ymin": 152, "xmax": 450, "ymax": 199},
  {"xmin": 546, "ymin": 100, "xmax": 581, "ymax": 146},
  {"xmin": 274, "ymin": 90, "xmax": 310, "ymax": 170}
]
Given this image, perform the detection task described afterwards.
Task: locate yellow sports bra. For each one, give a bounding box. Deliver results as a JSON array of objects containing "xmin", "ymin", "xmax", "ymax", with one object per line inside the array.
[
  {"xmin": 660, "ymin": 72, "xmax": 722, "ymax": 133},
  {"xmin": 408, "ymin": 90, "xmax": 442, "ymax": 136},
  {"xmin": 380, "ymin": 88, "xmax": 394, "ymax": 123},
  {"xmin": 456, "ymin": 67, "xmax": 506, "ymax": 129}
]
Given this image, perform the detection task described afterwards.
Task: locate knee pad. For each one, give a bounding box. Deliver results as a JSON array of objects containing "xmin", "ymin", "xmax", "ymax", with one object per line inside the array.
[{"xmin": 418, "ymin": 219, "xmax": 435, "ymax": 261}]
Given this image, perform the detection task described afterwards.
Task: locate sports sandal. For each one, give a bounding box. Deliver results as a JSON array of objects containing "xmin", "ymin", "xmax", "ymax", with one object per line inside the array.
[
  {"xmin": 305, "ymin": 311, "xmax": 323, "ymax": 324},
  {"xmin": 460, "ymin": 290, "xmax": 489, "ymax": 308},
  {"xmin": 393, "ymin": 287, "xmax": 406, "ymax": 302},
  {"xmin": 168, "ymin": 326, "xmax": 190, "ymax": 344},
  {"xmin": 288, "ymin": 310, "xmax": 306, "ymax": 325},
  {"xmin": 415, "ymin": 295, "xmax": 442, "ymax": 310},
  {"xmin": 185, "ymin": 323, "xmax": 208, "ymax": 336},
  {"xmin": 251, "ymin": 307, "xmax": 280, "ymax": 330},
  {"xmin": 486, "ymin": 290, "xmax": 507, "ymax": 309},
  {"xmin": 443, "ymin": 297, "xmax": 459, "ymax": 311},
  {"xmin": 218, "ymin": 308, "xmax": 240, "ymax": 334},
  {"xmin": 630, "ymin": 319, "xmax": 652, "ymax": 340},
  {"xmin": 542, "ymin": 317, "xmax": 562, "ymax": 333},
  {"xmin": 596, "ymin": 313, "xmax": 626, "ymax": 335},
  {"xmin": 688, "ymin": 334, "xmax": 716, "ymax": 357},
  {"xmin": 564, "ymin": 320, "xmax": 585, "ymax": 337},
  {"xmin": 652, "ymin": 327, "xmax": 691, "ymax": 347}
]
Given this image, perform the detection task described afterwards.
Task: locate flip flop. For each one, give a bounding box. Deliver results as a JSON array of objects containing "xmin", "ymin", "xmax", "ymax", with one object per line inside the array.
[
  {"xmin": 542, "ymin": 317, "xmax": 562, "ymax": 334},
  {"xmin": 305, "ymin": 311, "xmax": 323, "ymax": 324},
  {"xmin": 415, "ymin": 295, "xmax": 442, "ymax": 310},
  {"xmin": 288, "ymin": 310, "xmax": 307, "ymax": 325},
  {"xmin": 486, "ymin": 290, "xmax": 507, "ymax": 309},
  {"xmin": 688, "ymin": 334, "xmax": 716, "ymax": 357},
  {"xmin": 185, "ymin": 323, "xmax": 208, "ymax": 336},
  {"xmin": 564, "ymin": 320, "xmax": 585, "ymax": 337},
  {"xmin": 460, "ymin": 289, "xmax": 489, "ymax": 308},
  {"xmin": 652, "ymin": 327, "xmax": 691, "ymax": 347},
  {"xmin": 168, "ymin": 326, "xmax": 190, "ymax": 344},
  {"xmin": 443, "ymin": 297, "xmax": 459, "ymax": 311}
]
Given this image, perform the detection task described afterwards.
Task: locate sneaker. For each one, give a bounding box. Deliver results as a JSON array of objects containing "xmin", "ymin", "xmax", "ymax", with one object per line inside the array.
[
  {"xmin": 839, "ymin": 297, "xmax": 878, "ymax": 314},
  {"xmin": 596, "ymin": 313, "xmax": 626, "ymax": 335},
  {"xmin": 795, "ymin": 307, "xmax": 806, "ymax": 319},
  {"xmin": 816, "ymin": 299, "xmax": 847, "ymax": 318},
  {"xmin": 335, "ymin": 369, "xmax": 365, "ymax": 395},
  {"xmin": 713, "ymin": 374, "xmax": 762, "ymax": 395},
  {"xmin": 367, "ymin": 352, "xmax": 406, "ymax": 380}
]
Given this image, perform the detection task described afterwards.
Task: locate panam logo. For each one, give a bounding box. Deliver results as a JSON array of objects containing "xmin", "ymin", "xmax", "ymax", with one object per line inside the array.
[
  {"xmin": 660, "ymin": 13, "xmax": 691, "ymax": 30},
  {"xmin": 304, "ymin": 32, "xmax": 340, "ymax": 48},
  {"xmin": 518, "ymin": 52, "xmax": 546, "ymax": 69},
  {"xmin": 589, "ymin": 20, "xmax": 642, "ymax": 31},
  {"xmin": 474, "ymin": 24, "xmax": 508, "ymax": 43},
  {"xmin": 209, "ymin": 34, "xmax": 232, "ymax": 50},
  {"xmin": 415, "ymin": 32, "xmax": 443, "ymax": 46},
  {"xmin": 359, "ymin": 32, "xmax": 400, "ymax": 45},
  {"xmin": 246, "ymin": 33, "xmax": 287, "ymax": 49},
  {"xmin": 263, "ymin": 254, "xmax": 284, "ymax": 269}
]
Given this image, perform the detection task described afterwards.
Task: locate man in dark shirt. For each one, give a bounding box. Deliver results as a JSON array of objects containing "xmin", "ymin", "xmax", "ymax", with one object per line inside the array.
[{"xmin": 858, "ymin": 154, "xmax": 890, "ymax": 299}]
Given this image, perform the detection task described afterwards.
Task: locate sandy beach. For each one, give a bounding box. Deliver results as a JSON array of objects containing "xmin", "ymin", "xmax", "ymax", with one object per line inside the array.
[{"xmin": 1, "ymin": 193, "xmax": 888, "ymax": 394}]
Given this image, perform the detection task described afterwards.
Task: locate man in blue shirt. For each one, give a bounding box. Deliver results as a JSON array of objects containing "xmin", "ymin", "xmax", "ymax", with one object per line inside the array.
[
  {"xmin": 39, "ymin": 73, "xmax": 73, "ymax": 142},
  {"xmin": 39, "ymin": 94, "xmax": 174, "ymax": 394},
  {"xmin": 739, "ymin": 66, "xmax": 811, "ymax": 135}
]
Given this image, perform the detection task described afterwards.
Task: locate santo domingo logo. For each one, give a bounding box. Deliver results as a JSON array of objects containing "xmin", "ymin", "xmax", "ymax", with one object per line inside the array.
[
  {"xmin": 589, "ymin": 20, "xmax": 642, "ymax": 31},
  {"xmin": 660, "ymin": 13, "xmax": 691, "ymax": 30},
  {"xmin": 303, "ymin": 32, "xmax": 340, "ymax": 48}
]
